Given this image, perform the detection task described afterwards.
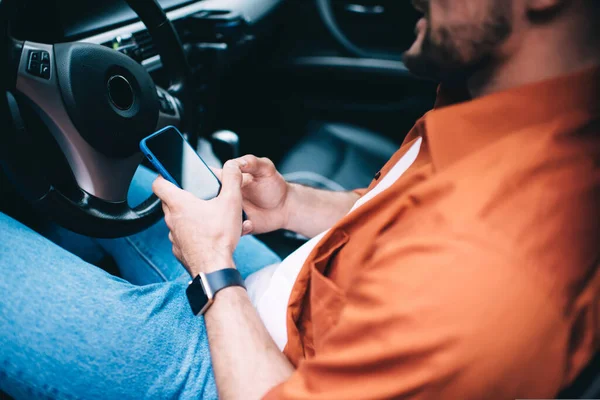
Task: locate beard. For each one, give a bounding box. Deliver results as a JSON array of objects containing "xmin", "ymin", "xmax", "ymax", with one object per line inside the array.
[{"xmin": 403, "ymin": 1, "xmax": 513, "ymax": 85}]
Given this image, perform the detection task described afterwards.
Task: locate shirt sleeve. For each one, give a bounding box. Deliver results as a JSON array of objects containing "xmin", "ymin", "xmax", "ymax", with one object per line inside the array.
[{"xmin": 264, "ymin": 228, "xmax": 568, "ymax": 399}]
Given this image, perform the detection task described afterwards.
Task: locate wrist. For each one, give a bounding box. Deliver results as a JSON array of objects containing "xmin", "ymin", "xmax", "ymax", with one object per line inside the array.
[
  {"xmin": 188, "ymin": 250, "xmax": 235, "ymax": 276},
  {"xmin": 281, "ymin": 182, "xmax": 300, "ymax": 232}
]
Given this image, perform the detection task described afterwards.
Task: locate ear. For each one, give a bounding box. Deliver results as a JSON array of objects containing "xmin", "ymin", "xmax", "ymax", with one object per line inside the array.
[
  {"xmin": 562, "ymin": 268, "xmax": 600, "ymax": 388},
  {"xmin": 526, "ymin": 0, "xmax": 566, "ymax": 13}
]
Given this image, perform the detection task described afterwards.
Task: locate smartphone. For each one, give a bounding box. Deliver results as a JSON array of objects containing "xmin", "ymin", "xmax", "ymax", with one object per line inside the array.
[{"xmin": 140, "ymin": 126, "xmax": 221, "ymax": 201}]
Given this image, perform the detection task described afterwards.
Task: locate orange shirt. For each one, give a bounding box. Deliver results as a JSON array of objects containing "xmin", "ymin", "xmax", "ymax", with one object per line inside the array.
[{"xmin": 265, "ymin": 67, "xmax": 600, "ymax": 399}]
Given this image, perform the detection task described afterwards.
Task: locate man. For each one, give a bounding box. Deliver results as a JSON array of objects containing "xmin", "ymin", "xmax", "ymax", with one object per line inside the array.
[{"xmin": 1, "ymin": 0, "xmax": 599, "ymax": 398}]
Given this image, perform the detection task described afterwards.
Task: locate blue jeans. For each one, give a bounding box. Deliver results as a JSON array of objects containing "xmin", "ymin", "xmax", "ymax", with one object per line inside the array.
[{"xmin": 0, "ymin": 167, "xmax": 281, "ymax": 399}]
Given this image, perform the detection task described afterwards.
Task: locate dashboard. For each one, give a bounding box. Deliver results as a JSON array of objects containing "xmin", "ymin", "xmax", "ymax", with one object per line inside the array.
[
  {"xmin": 63, "ymin": 0, "xmax": 283, "ymax": 40},
  {"xmin": 58, "ymin": 0, "xmax": 197, "ymax": 39},
  {"xmin": 82, "ymin": 0, "xmax": 282, "ymax": 71},
  {"xmin": 15, "ymin": 0, "xmax": 283, "ymax": 74}
]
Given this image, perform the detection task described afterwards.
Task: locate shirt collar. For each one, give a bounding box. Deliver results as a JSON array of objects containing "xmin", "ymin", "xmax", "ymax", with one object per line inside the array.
[{"xmin": 423, "ymin": 66, "xmax": 600, "ymax": 170}]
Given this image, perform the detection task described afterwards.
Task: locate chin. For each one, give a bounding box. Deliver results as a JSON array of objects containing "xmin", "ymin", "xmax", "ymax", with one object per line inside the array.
[
  {"xmin": 403, "ymin": 50, "xmax": 442, "ymax": 81},
  {"xmin": 403, "ymin": 41, "xmax": 483, "ymax": 85}
]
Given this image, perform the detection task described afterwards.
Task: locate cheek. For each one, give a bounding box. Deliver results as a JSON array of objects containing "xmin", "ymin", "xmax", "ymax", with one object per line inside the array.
[
  {"xmin": 428, "ymin": 0, "xmax": 507, "ymax": 61},
  {"xmin": 429, "ymin": 0, "xmax": 485, "ymax": 33}
]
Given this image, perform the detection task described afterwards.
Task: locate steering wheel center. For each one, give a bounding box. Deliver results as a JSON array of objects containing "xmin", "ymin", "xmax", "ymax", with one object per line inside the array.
[
  {"xmin": 53, "ymin": 42, "xmax": 160, "ymax": 158},
  {"xmin": 107, "ymin": 75, "xmax": 135, "ymax": 111}
]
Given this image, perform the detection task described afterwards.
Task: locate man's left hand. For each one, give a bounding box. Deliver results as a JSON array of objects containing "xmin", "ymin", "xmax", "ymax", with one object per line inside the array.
[{"xmin": 152, "ymin": 160, "xmax": 253, "ymax": 276}]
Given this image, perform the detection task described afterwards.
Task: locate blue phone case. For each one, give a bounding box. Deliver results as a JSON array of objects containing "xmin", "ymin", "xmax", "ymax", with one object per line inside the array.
[
  {"xmin": 139, "ymin": 125, "xmax": 216, "ymax": 189},
  {"xmin": 140, "ymin": 126, "xmax": 246, "ymax": 220}
]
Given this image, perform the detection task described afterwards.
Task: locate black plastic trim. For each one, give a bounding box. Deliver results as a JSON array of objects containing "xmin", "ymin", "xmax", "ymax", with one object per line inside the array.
[
  {"xmin": 289, "ymin": 56, "xmax": 413, "ymax": 78},
  {"xmin": 34, "ymin": 187, "xmax": 164, "ymax": 238},
  {"xmin": 7, "ymin": 38, "xmax": 24, "ymax": 89}
]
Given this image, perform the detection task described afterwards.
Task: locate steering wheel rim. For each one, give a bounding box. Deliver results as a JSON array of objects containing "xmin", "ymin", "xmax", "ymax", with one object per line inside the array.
[{"xmin": 0, "ymin": 0, "xmax": 193, "ymax": 238}]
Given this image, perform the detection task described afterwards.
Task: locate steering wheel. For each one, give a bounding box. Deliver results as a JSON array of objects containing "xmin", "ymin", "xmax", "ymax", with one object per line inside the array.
[{"xmin": 0, "ymin": 0, "xmax": 193, "ymax": 238}]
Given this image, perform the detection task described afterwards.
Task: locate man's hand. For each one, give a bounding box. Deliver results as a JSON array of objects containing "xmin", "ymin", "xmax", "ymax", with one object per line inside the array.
[
  {"xmin": 155, "ymin": 158, "xmax": 295, "ymax": 399},
  {"xmin": 214, "ymin": 154, "xmax": 362, "ymax": 238},
  {"xmin": 214, "ymin": 155, "xmax": 291, "ymax": 235},
  {"xmin": 152, "ymin": 160, "xmax": 250, "ymax": 277}
]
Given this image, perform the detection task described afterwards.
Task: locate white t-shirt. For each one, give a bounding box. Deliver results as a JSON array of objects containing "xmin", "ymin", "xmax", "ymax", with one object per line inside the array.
[{"xmin": 245, "ymin": 138, "xmax": 423, "ymax": 350}]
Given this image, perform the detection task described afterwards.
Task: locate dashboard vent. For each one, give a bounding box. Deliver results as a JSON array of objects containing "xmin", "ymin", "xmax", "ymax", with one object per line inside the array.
[{"xmin": 132, "ymin": 30, "xmax": 158, "ymax": 61}]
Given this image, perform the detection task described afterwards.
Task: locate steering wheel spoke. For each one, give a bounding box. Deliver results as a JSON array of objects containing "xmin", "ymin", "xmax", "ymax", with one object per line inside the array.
[
  {"xmin": 156, "ymin": 86, "xmax": 182, "ymax": 130},
  {"xmin": 14, "ymin": 41, "xmax": 142, "ymax": 203}
]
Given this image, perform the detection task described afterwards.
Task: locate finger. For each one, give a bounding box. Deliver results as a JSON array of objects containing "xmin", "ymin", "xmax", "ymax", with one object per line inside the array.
[
  {"xmin": 162, "ymin": 202, "xmax": 173, "ymax": 227},
  {"xmin": 236, "ymin": 155, "xmax": 275, "ymax": 177},
  {"xmin": 172, "ymin": 245, "xmax": 181, "ymax": 260},
  {"xmin": 168, "ymin": 232, "xmax": 174, "ymax": 243},
  {"xmin": 213, "ymin": 167, "xmax": 252, "ymax": 187},
  {"xmin": 242, "ymin": 220, "xmax": 254, "ymax": 236},
  {"xmin": 220, "ymin": 160, "xmax": 243, "ymax": 201},
  {"xmin": 152, "ymin": 176, "xmax": 184, "ymax": 205},
  {"xmin": 241, "ymin": 173, "xmax": 254, "ymax": 188}
]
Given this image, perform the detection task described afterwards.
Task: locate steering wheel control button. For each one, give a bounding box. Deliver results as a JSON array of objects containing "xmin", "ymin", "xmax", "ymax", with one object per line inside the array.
[
  {"xmin": 27, "ymin": 50, "xmax": 51, "ymax": 79},
  {"xmin": 28, "ymin": 59, "xmax": 41, "ymax": 74},
  {"xmin": 40, "ymin": 65, "xmax": 51, "ymax": 79},
  {"xmin": 107, "ymin": 75, "xmax": 135, "ymax": 111}
]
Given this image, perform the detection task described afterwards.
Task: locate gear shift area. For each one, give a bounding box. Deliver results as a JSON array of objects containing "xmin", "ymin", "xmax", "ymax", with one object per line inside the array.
[{"xmin": 210, "ymin": 130, "xmax": 240, "ymax": 163}]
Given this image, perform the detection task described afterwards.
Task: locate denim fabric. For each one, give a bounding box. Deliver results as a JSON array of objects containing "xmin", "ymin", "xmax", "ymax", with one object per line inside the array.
[{"xmin": 0, "ymin": 166, "xmax": 281, "ymax": 399}]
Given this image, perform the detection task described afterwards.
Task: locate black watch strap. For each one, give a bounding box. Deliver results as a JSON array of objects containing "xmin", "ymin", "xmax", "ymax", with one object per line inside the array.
[
  {"xmin": 205, "ymin": 268, "xmax": 246, "ymax": 296},
  {"xmin": 186, "ymin": 268, "xmax": 245, "ymax": 315}
]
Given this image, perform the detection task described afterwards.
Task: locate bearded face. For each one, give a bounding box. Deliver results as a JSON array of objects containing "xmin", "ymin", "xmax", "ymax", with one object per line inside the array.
[{"xmin": 404, "ymin": 0, "xmax": 514, "ymax": 83}]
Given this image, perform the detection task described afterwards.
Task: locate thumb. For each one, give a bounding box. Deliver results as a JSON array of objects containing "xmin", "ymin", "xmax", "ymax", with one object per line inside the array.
[
  {"xmin": 242, "ymin": 220, "xmax": 254, "ymax": 236},
  {"xmin": 220, "ymin": 160, "xmax": 243, "ymax": 200},
  {"xmin": 152, "ymin": 176, "xmax": 184, "ymax": 206}
]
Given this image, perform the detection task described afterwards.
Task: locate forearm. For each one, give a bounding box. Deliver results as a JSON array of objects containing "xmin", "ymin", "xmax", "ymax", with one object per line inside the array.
[
  {"xmin": 205, "ymin": 285, "xmax": 294, "ymax": 400},
  {"xmin": 284, "ymin": 183, "xmax": 360, "ymax": 238}
]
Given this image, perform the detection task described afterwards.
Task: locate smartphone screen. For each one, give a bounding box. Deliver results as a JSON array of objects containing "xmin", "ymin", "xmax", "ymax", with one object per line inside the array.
[{"xmin": 142, "ymin": 127, "xmax": 221, "ymax": 200}]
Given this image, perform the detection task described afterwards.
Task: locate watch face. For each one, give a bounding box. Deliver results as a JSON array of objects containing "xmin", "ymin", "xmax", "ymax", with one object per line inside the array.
[{"xmin": 186, "ymin": 275, "xmax": 209, "ymax": 315}]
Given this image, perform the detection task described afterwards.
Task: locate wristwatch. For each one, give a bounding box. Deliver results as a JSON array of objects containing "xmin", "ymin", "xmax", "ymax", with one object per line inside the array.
[{"xmin": 186, "ymin": 268, "xmax": 246, "ymax": 315}]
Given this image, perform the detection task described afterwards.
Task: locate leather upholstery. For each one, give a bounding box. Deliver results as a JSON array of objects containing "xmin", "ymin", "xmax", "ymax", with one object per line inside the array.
[{"xmin": 278, "ymin": 123, "xmax": 398, "ymax": 191}]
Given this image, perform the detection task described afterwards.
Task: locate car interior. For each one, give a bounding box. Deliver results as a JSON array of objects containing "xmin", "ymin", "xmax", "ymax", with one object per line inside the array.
[{"xmin": 0, "ymin": 0, "xmax": 598, "ymax": 398}]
